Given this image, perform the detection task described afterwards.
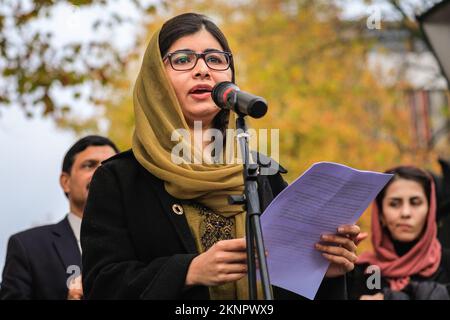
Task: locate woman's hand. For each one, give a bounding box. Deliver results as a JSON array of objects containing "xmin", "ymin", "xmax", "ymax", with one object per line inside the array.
[
  {"xmin": 360, "ymin": 293, "xmax": 384, "ymax": 300},
  {"xmin": 315, "ymin": 224, "xmax": 363, "ymax": 278},
  {"xmin": 67, "ymin": 275, "xmax": 83, "ymax": 300},
  {"xmin": 185, "ymin": 238, "xmax": 247, "ymax": 287}
]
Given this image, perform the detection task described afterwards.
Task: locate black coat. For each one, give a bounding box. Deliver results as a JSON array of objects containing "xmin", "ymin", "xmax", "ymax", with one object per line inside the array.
[
  {"xmin": 81, "ymin": 150, "xmax": 346, "ymax": 300},
  {"xmin": 347, "ymin": 248, "xmax": 450, "ymax": 300},
  {"xmin": 0, "ymin": 217, "xmax": 81, "ymax": 300}
]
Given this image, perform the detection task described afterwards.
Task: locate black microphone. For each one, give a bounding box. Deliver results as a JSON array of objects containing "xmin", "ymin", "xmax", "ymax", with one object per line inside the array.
[{"xmin": 211, "ymin": 81, "xmax": 268, "ymax": 119}]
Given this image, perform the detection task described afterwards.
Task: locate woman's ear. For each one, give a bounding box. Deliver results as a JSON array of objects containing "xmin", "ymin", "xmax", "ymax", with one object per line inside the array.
[
  {"xmin": 379, "ymin": 214, "xmax": 386, "ymax": 227},
  {"xmin": 60, "ymin": 172, "xmax": 71, "ymax": 194}
]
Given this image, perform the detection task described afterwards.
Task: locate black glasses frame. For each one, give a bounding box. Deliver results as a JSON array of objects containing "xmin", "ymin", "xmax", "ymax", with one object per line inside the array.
[{"xmin": 163, "ymin": 50, "xmax": 233, "ymax": 71}]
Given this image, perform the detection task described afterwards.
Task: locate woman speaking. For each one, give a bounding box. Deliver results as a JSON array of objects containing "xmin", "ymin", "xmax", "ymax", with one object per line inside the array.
[{"xmin": 81, "ymin": 12, "xmax": 361, "ymax": 300}]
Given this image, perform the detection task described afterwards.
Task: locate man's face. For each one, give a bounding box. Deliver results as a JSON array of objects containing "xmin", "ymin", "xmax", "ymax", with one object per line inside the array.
[{"xmin": 60, "ymin": 145, "xmax": 116, "ymax": 215}]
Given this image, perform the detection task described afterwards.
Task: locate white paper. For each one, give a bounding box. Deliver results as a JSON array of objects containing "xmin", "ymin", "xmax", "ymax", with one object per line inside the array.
[{"xmin": 260, "ymin": 162, "xmax": 393, "ymax": 299}]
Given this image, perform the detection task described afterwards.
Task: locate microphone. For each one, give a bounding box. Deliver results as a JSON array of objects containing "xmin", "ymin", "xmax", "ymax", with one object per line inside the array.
[{"xmin": 211, "ymin": 81, "xmax": 268, "ymax": 119}]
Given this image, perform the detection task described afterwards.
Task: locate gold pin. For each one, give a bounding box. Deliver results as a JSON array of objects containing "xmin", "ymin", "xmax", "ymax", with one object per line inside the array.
[{"xmin": 172, "ymin": 204, "xmax": 184, "ymax": 215}]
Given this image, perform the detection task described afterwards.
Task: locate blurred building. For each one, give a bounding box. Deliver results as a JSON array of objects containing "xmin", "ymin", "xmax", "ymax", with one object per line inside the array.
[
  {"xmin": 367, "ymin": 25, "xmax": 450, "ymax": 153},
  {"xmin": 366, "ymin": 22, "xmax": 450, "ymax": 247}
]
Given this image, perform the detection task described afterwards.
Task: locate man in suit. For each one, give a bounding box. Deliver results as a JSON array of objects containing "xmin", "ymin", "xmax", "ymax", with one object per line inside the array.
[{"xmin": 0, "ymin": 135, "xmax": 119, "ymax": 299}]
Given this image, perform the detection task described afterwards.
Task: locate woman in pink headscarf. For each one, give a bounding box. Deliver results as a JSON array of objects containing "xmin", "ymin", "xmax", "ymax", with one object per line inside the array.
[{"xmin": 347, "ymin": 166, "xmax": 450, "ymax": 300}]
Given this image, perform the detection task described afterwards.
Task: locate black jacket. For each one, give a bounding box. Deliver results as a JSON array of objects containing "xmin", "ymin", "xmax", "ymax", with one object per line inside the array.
[
  {"xmin": 0, "ymin": 217, "xmax": 81, "ymax": 300},
  {"xmin": 347, "ymin": 248, "xmax": 450, "ymax": 300},
  {"xmin": 81, "ymin": 150, "xmax": 346, "ymax": 300}
]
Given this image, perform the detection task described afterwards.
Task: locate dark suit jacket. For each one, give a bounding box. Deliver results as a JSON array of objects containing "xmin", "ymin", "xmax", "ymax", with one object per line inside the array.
[
  {"xmin": 0, "ymin": 217, "xmax": 81, "ymax": 300},
  {"xmin": 81, "ymin": 150, "xmax": 346, "ymax": 300}
]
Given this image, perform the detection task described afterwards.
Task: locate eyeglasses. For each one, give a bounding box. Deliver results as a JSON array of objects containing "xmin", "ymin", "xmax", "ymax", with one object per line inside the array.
[{"xmin": 163, "ymin": 50, "xmax": 232, "ymax": 71}]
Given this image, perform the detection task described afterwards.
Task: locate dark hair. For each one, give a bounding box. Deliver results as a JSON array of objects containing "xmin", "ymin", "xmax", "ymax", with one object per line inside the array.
[
  {"xmin": 159, "ymin": 13, "xmax": 235, "ymax": 133},
  {"xmin": 62, "ymin": 135, "xmax": 119, "ymax": 174},
  {"xmin": 376, "ymin": 166, "xmax": 432, "ymax": 212}
]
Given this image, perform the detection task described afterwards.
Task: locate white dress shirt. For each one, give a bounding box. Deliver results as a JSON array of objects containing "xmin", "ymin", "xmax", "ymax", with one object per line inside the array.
[{"xmin": 67, "ymin": 212, "xmax": 82, "ymax": 254}]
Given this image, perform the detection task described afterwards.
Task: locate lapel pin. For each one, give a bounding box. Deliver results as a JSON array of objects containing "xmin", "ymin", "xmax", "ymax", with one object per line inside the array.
[{"xmin": 172, "ymin": 204, "xmax": 184, "ymax": 215}]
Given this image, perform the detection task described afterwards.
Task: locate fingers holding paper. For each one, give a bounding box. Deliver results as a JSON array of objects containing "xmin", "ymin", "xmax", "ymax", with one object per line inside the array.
[{"xmin": 315, "ymin": 224, "xmax": 361, "ymax": 278}]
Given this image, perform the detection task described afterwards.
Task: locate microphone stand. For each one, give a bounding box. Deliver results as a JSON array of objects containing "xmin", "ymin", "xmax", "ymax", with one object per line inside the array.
[{"xmin": 228, "ymin": 114, "xmax": 273, "ymax": 300}]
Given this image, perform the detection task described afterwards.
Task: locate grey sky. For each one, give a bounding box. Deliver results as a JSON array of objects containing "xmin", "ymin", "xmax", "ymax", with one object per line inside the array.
[{"xmin": 0, "ymin": 108, "xmax": 76, "ymax": 275}]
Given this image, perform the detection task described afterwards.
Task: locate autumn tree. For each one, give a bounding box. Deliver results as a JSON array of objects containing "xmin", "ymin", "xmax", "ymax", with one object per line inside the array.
[
  {"xmin": 106, "ymin": 0, "xmax": 437, "ymax": 169},
  {"xmin": 0, "ymin": 0, "xmax": 157, "ymax": 128},
  {"xmin": 99, "ymin": 0, "xmax": 450, "ymax": 253}
]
